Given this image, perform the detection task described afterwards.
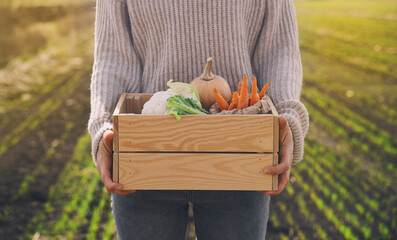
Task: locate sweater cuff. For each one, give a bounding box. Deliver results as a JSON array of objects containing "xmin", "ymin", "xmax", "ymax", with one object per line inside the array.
[
  {"xmin": 89, "ymin": 121, "xmax": 113, "ymax": 166},
  {"xmin": 275, "ymin": 100, "xmax": 309, "ymax": 164}
]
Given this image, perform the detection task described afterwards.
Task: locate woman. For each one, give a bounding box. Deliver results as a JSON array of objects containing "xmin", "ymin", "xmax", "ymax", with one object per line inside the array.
[{"xmin": 88, "ymin": 0, "xmax": 309, "ymax": 239}]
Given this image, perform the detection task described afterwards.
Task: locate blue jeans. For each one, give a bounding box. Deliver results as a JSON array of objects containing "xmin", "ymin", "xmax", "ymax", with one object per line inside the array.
[{"xmin": 112, "ymin": 190, "xmax": 270, "ymax": 240}]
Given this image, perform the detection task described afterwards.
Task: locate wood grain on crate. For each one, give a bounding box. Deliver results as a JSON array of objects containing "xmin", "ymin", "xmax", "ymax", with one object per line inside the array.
[
  {"xmin": 118, "ymin": 152, "xmax": 278, "ymax": 191},
  {"xmin": 113, "ymin": 152, "xmax": 119, "ymax": 183},
  {"xmin": 118, "ymin": 114, "xmax": 275, "ymax": 152}
]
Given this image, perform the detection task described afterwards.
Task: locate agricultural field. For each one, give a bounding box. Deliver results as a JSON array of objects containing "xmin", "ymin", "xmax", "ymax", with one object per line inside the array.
[{"xmin": 0, "ymin": 0, "xmax": 396, "ymax": 239}]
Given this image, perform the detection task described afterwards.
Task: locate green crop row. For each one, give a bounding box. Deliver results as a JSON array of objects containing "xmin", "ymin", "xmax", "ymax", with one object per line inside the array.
[
  {"xmin": 290, "ymin": 137, "xmax": 395, "ymax": 239},
  {"xmin": 0, "ymin": 36, "xmax": 93, "ymax": 130},
  {"xmin": 24, "ymin": 132, "xmax": 106, "ymax": 239},
  {"xmin": 305, "ymin": 138, "xmax": 396, "ymax": 238},
  {"xmin": 102, "ymin": 213, "xmax": 116, "ymax": 240},
  {"xmin": 286, "ymin": 184, "xmax": 329, "ymax": 240},
  {"xmin": 292, "ymin": 169, "xmax": 359, "ymax": 240},
  {"xmin": 274, "ymin": 200, "xmax": 307, "ymax": 240},
  {"xmin": 0, "ymin": 63, "xmax": 91, "ymax": 158},
  {"xmin": 304, "ymin": 86, "xmax": 397, "ymax": 153},
  {"xmin": 302, "ymin": 97, "xmax": 397, "ymax": 178},
  {"xmin": 304, "ymin": 141, "xmax": 381, "ymax": 215},
  {"xmin": 87, "ymin": 187, "xmax": 111, "ymax": 240},
  {"xmin": 13, "ymin": 122, "xmax": 74, "ymax": 200},
  {"xmin": 304, "ymin": 136, "xmax": 393, "ymax": 199},
  {"xmin": 299, "ymin": 51, "xmax": 397, "ymax": 127},
  {"xmin": 297, "ymin": 159, "xmax": 378, "ymax": 238},
  {"xmin": 305, "ymin": 137, "xmax": 396, "ymax": 212}
]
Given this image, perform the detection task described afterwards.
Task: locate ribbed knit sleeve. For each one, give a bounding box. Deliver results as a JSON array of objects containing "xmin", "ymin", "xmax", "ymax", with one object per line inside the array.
[
  {"xmin": 252, "ymin": 0, "xmax": 309, "ymax": 164},
  {"xmin": 88, "ymin": 0, "xmax": 142, "ymax": 165}
]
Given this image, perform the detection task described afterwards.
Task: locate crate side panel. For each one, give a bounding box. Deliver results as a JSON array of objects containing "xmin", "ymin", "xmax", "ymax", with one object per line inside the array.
[
  {"xmin": 113, "ymin": 152, "xmax": 119, "ymax": 183},
  {"xmin": 118, "ymin": 115, "xmax": 274, "ymax": 152},
  {"xmin": 272, "ymin": 153, "xmax": 278, "ymax": 190},
  {"xmin": 118, "ymin": 153, "xmax": 274, "ymax": 191},
  {"xmin": 273, "ymin": 116, "xmax": 279, "ymax": 152},
  {"xmin": 113, "ymin": 115, "xmax": 119, "ymax": 152}
]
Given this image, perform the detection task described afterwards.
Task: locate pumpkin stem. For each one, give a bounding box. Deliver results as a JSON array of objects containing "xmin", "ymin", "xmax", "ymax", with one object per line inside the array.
[{"xmin": 201, "ymin": 57, "xmax": 214, "ymax": 81}]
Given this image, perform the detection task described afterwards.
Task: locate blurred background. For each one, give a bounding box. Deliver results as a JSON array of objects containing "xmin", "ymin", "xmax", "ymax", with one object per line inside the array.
[{"xmin": 0, "ymin": 0, "xmax": 396, "ymax": 239}]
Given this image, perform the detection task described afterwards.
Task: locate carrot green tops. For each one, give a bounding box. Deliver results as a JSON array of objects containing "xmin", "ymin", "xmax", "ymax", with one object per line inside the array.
[{"xmin": 88, "ymin": 0, "xmax": 309, "ymax": 164}]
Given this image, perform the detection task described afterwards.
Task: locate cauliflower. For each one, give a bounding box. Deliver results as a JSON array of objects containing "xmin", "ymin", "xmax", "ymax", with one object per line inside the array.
[
  {"xmin": 141, "ymin": 80, "xmax": 201, "ymax": 115},
  {"xmin": 141, "ymin": 89, "xmax": 173, "ymax": 115}
]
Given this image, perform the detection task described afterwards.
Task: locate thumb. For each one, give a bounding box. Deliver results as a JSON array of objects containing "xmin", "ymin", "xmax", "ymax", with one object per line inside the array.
[{"xmin": 103, "ymin": 130, "xmax": 114, "ymax": 152}]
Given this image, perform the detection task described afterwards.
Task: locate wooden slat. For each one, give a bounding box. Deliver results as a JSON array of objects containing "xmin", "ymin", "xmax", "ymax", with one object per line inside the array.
[
  {"xmin": 113, "ymin": 115, "xmax": 119, "ymax": 152},
  {"xmin": 118, "ymin": 153, "xmax": 277, "ymax": 191},
  {"xmin": 113, "ymin": 152, "xmax": 119, "ymax": 183},
  {"xmin": 118, "ymin": 114, "xmax": 275, "ymax": 152},
  {"xmin": 133, "ymin": 96, "xmax": 142, "ymax": 114},
  {"xmin": 113, "ymin": 93, "xmax": 127, "ymax": 115},
  {"xmin": 273, "ymin": 115, "xmax": 279, "ymax": 152},
  {"xmin": 125, "ymin": 95, "xmax": 134, "ymax": 114},
  {"xmin": 272, "ymin": 153, "xmax": 278, "ymax": 190}
]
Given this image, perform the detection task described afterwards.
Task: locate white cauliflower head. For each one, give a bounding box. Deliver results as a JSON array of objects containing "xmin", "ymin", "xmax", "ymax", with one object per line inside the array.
[
  {"xmin": 141, "ymin": 89, "xmax": 173, "ymax": 115},
  {"xmin": 141, "ymin": 79, "xmax": 202, "ymax": 115}
]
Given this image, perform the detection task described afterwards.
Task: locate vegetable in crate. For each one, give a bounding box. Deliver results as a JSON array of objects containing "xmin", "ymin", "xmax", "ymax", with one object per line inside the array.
[
  {"xmin": 250, "ymin": 76, "xmax": 260, "ymax": 106},
  {"xmin": 237, "ymin": 74, "xmax": 249, "ymax": 109},
  {"xmin": 213, "ymin": 87, "xmax": 229, "ymax": 111},
  {"xmin": 259, "ymin": 82, "xmax": 271, "ymax": 100},
  {"xmin": 141, "ymin": 79, "xmax": 201, "ymax": 115},
  {"xmin": 210, "ymin": 73, "xmax": 272, "ymax": 113},
  {"xmin": 166, "ymin": 94, "xmax": 209, "ymax": 120},
  {"xmin": 190, "ymin": 57, "xmax": 231, "ymax": 110}
]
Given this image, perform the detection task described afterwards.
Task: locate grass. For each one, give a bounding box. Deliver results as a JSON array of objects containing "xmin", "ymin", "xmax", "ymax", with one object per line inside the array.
[
  {"xmin": 267, "ymin": 0, "xmax": 397, "ymax": 239},
  {"xmin": 25, "ymin": 132, "xmax": 115, "ymax": 239}
]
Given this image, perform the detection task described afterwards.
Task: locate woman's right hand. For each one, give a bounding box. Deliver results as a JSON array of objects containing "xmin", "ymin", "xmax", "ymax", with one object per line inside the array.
[{"xmin": 97, "ymin": 130, "xmax": 136, "ymax": 196}]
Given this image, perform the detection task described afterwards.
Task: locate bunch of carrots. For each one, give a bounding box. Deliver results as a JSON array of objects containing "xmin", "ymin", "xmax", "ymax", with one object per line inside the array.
[{"xmin": 213, "ymin": 74, "xmax": 271, "ymax": 111}]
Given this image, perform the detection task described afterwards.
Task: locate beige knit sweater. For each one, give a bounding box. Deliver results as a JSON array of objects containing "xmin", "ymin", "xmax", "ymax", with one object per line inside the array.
[{"xmin": 88, "ymin": 0, "xmax": 309, "ymax": 164}]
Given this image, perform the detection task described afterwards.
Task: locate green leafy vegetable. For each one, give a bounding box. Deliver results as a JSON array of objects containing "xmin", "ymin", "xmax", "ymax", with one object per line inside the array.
[
  {"xmin": 167, "ymin": 79, "xmax": 201, "ymax": 106},
  {"xmin": 166, "ymin": 94, "xmax": 209, "ymax": 120}
]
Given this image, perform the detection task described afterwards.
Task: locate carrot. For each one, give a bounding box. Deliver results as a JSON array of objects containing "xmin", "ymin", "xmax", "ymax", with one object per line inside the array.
[
  {"xmin": 250, "ymin": 76, "xmax": 260, "ymax": 106},
  {"xmin": 259, "ymin": 82, "xmax": 271, "ymax": 99},
  {"xmin": 228, "ymin": 92, "xmax": 239, "ymax": 110},
  {"xmin": 237, "ymin": 74, "xmax": 249, "ymax": 109},
  {"xmin": 213, "ymin": 87, "xmax": 229, "ymax": 111},
  {"xmin": 238, "ymin": 81, "xmax": 243, "ymax": 95},
  {"xmin": 229, "ymin": 91, "xmax": 235, "ymax": 104}
]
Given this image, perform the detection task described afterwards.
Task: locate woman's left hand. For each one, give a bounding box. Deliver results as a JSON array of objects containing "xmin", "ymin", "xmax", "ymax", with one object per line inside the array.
[{"xmin": 263, "ymin": 116, "xmax": 294, "ymax": 196}]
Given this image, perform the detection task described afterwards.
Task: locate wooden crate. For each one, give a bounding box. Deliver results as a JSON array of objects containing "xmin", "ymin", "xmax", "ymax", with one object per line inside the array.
[{"xmin": 112, "ymin": 93, "xmax": 279, "ymax": 191}]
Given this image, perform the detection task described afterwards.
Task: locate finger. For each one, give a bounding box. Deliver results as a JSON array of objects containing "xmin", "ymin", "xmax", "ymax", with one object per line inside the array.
[
  {"xmin": 113, "ymin": 189, "xmax": 136, "ymax": 196},
  {"xmin": 105, "ymin": 183, "xmax": 136, "ymax": 195},
  {"xmin": 101, "ymin": 168, "xmax": 136, "ymax": 194},
  {"xmin": 101, "ymin": 168, "xmax": 118, "ymax": 192},
  {"xmin": 102, "ymin": 175, "xmax": 116, "ymax": 192},
  {"xmin": 97, "ymin": 151, "xmax": 113, "ymax": 176},
  {"xmin": 102, "ymin": 176, "xmax": 136, "ymax": 195},
  {"xmin": 263, "ymin": 161, "xmax": 290, "ymax": 175},
  {"xmin": 103, "ymin": 130, "xmax": 114, "ymax": 153},
  {"xmin": 264, "ymin": 172, "xmax": 290, "ymax": 196}
]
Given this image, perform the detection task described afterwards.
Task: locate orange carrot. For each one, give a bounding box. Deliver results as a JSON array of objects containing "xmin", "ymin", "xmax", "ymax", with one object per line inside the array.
[
  {"xmin": 250, "ymin": 76, "xmax": 260, "ymax": 106},
  {"xmin": 237, "ymin": 74, "xmax": 249, "ymax": 109},
  {"xmin": 213, "ymin": 87, "xmax": 229, "ymax": 111},
  {"xmin": 228, "ymin": 92, "xmax": 239, "ymax": 110},
  {"xmin": 259, "ymin": 82, "xmax": 271, "ymax": 99},
  {"xmin": 238, "ymin": 81, "xmax": 243, "ymax": 95}
]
